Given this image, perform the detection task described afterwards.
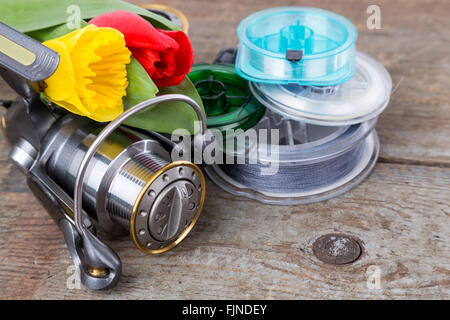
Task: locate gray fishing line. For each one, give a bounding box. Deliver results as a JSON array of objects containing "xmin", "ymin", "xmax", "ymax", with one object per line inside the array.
[
  {"xmin": 205, "ymin": 110, "xmax": 379, "ymax": 204},
  {"xmin": 219, "ymin": 141, "xmax": 365, "ymax": 193}
]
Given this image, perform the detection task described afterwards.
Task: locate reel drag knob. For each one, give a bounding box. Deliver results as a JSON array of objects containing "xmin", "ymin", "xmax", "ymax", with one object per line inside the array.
[
  {"xmin": 128, "ymin": 161, "xmax": 204, "ymax": 253},
  {"xmin": 99, "ymin": 141, "xmax": 205, "ymax": 253}
]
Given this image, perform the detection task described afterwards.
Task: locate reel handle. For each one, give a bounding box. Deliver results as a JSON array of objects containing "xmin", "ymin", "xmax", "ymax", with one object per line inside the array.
[
  {"xmin": 26, "ymin": 172, "xmax": 121, "ymax": 290},
  {"xmin": 60, "ymin": 220, "xmax": 121, "ymax": 291},
  {"xmin": 0, "ymin": 22, "xmax": 59, "ymax": 82}
]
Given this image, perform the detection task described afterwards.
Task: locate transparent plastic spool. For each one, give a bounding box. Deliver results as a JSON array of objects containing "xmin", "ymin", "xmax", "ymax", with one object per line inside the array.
[
  {"xmin": 205, "ymin": 110, "xmax": 379, "ymax": 205},
  {"xmin": 250, "ymin": 51, "xmax": 392, "ymax": 126},
  {"xmin": 236, "ymin": 6, "xmax": 357, "ymax": 85}
]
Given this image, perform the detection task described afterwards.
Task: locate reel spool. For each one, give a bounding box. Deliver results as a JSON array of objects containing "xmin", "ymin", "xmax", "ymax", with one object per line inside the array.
[
  {"xmin": 43, "ymin": 115, "xmax": 205, "ymax": 254},
  {"xmin": 188, "ymin": 64, "xmax": 265, "ymax": 134},
  {"xmin": 205, "ymin": 110, "xmax": 379, "ymax": 205}
]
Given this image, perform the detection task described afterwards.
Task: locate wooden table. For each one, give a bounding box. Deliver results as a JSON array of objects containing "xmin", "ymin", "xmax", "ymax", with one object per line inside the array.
[{"xmin": 0, "ymin": 0, "xmax": 449, "ymax": 299}]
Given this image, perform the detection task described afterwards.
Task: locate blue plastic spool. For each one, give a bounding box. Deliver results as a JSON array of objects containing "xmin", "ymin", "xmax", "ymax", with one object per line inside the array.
[{"xmin": 236, "ymin": 7, "xmax": 358, "ymax": 86}]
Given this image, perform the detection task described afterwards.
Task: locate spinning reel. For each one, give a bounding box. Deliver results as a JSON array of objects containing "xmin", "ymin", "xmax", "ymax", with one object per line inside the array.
[{"xmin": 0, "ymin": 22, "xmax": 207, "ymax": 290}]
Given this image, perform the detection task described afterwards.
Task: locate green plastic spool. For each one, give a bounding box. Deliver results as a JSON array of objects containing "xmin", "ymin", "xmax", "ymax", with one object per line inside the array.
[{"xmin": 188, "ymin": 64, "xmax": 265, "ymax": 133}]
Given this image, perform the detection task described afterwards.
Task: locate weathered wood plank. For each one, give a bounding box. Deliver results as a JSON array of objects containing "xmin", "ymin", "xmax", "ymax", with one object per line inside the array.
[{"xmin": 0, "ymin": 163, "xmax": 448, "ymax": 299}]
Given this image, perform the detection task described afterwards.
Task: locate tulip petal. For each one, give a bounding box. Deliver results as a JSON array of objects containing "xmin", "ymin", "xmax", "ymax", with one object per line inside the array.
[
  {"xmin": 129, "ymin": 47, "xmax": 160, "ymax": 78},
  {"xmin": 158, "ymin": 29, "xmax": 194, "ymax": 74},
  {"xmin": 153, "ymin": 73, "xmax": 187, "ymax": 89},
  {"xmin": 89, "ymin": 10, "xmax": 193, "ymax": 89},
  {"xmin": 89, "ymin": 10, "xmax": 178, "ymax": 51},
  {"xmin": 155, "ymin": 29, "xmax": 194, "ymax": 87}
]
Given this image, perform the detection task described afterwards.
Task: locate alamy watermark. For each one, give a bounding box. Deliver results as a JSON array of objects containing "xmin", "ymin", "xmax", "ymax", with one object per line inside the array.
[
  {"xmin": 367, "ymin": 5, "xmax": 382, "ymax": 30},
  {"xmin": 366, "ymin": 265, "xmax": 382, "ymax": 289},
  {"xmin": 170, "ymin": 124, "xmax": 281, "ymax": 176},
  {"xmin": 66, "ymin": 265, "xmax": 81, "ymax": 290},
  {"xmin": 66, "ymin": 5, "xmax": 81, "ymax": 30}
]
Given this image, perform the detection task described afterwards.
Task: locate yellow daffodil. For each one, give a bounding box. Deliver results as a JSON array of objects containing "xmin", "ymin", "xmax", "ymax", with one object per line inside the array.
[{"xmin": 42, "ymin": 24, "xmax": 131, "ymax": 122}]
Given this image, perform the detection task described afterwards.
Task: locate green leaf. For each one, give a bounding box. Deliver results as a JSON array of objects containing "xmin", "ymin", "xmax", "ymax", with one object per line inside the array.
[
  {"xmin": 123, "ymin": 57, "xmax": 158, "ymax": 110},
  {"xmin": 124, "ymin": 77, "xmax": 205, "ymax": 135},
  {"xmin": 0, "ymin": 0, "xmax": 178, "ymax": 33},
  {"xmin": 26, "ymin": 20, "xmax": 89, "ymax": 42}
]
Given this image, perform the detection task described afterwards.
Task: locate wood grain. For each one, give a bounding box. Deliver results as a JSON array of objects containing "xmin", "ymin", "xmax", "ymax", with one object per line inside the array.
[{"xmin": 0, "ymin": 0, "xmax": 449, "ymax": 299}]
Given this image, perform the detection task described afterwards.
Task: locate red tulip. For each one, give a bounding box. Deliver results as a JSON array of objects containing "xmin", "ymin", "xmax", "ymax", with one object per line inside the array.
[{"xmin": 90, "ymin": 10, "xmax": 194, "ymax": 88}]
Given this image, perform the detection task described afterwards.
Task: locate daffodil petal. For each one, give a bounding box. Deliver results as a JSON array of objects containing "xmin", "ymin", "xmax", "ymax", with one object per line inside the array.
[
  {"xmin": 88, "ymin": 99, "xmax": 123, "ymax": 122},
  {"xmin": 42, "ymin": 40, "xmax": 76, "ymax": 101},
  {"xmin": 46, "ymin": 92, "xmax": 90, "ymax": 116},
  {"xmin": 41, "ymin": 25, "xmax": 131, "ymax": 122}
]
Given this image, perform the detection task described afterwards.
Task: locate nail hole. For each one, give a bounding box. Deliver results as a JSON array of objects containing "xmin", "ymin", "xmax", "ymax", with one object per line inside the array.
[{"xmin": 312, "ymin": 233, "xmax": 363, "ymax": 265}]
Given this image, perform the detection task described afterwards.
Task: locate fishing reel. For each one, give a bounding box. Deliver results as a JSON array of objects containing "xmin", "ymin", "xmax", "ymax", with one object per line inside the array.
[{"xmin": 0, "ymin": 22, "xmax": 207, "ymax": 290}]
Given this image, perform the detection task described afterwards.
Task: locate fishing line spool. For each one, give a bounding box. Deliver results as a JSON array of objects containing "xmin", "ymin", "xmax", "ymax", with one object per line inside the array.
[
  {"xmin": 250, "ymin": 51, "xmax": 392, "ymax": 126},
  {"xmin": 198, "ymin": 7, "xmax": 392, "ymax": 205},
  {"xmin": 205, "ymin": 110, "xmax": 379, "ymax": 205},
  {"xmin": 235, "ymin": 7, "xmax": 357, "ymax": 86},
  {"xmin": 188, "ymin": 63, "xmax": 265, "ymax": 134}
]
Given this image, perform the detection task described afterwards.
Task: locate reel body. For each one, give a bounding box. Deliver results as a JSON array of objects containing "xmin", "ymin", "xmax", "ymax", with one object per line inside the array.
[
  {"xmin": 1, "ymin": 94, "xmax": 206, "ymax": 288},
  {"xmin": 42, "ymin": 115, "xmax": 205, "ymax": 253}
]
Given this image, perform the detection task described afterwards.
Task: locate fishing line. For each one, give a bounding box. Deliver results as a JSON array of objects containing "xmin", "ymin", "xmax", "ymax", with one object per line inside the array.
[
  {"xmin": 205, "ymin": 110, "xmax": 379, "ymax": 205},
  {"xmin": 250, "ymin": 51, "xmax": 392, "ymax": 126}
]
